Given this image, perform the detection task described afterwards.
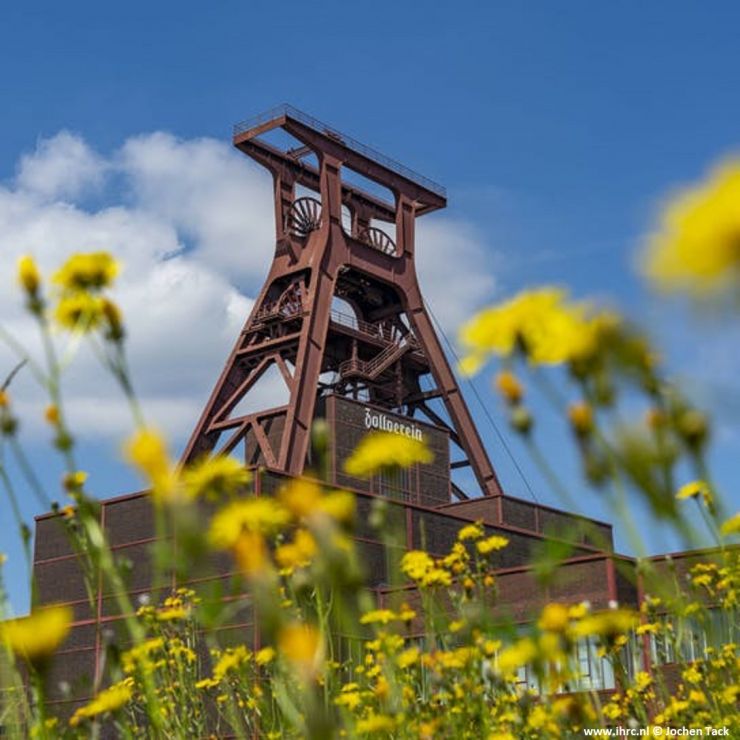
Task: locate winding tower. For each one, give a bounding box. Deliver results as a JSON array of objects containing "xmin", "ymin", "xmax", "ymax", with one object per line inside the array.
[{"xmin": 182, "ymin": 105, "xmax": 503, "ymax": 502}]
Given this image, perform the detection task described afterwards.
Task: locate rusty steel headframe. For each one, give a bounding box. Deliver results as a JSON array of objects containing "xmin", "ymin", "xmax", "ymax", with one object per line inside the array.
[{"xmin": 181, "ymin": 105, "xmax": 503, "ymax": 500}]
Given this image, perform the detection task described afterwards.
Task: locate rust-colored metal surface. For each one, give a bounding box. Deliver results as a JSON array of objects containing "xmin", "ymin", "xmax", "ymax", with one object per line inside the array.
[{"xmin": 182, "ymin": 105, "xmax": 503, "ymax": 500}]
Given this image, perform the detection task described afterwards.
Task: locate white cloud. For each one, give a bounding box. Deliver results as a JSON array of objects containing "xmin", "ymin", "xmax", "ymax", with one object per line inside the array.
[
  {"xmin": 15, "ymin": 131, "xmax": 107, "ymax": 201},
  {"xmin": 0, "ymin": 130, "xmax": 499, "ymax": 451}
]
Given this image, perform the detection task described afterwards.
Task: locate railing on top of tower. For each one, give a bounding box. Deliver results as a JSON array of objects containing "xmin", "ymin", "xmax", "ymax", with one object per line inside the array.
[{"xmin": 232, "ymin": 104, "xmax": 447, "ymax": 200}]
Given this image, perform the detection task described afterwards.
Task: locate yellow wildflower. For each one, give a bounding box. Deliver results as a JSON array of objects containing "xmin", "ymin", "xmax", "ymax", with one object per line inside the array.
[
  {"xmin": 642, "ymin": 159, "xmax": 740, "ymax": 294},
  {"xmin": 457, "ymin": 522, "xmax": 484, "ymax": 541},
  {"xmin": 182, "ymin": 455, "xmax": 250, "ymax": 499},
  {"xmin": 0, "ymin": 605, "xmax": 71, "ymax": 661},
  {"xmin": 317, "ymin": 489, "xmax": 355, "ymax": 523},
  {"xmin": 476, "ymin": 535, "xmax": 509, "ymax": 554},
  {"xmin": 123, "ymin": 427, "xmax": 176, "ymax": 502},
  {"xmin": 570, "ymin": 609, "xmax": 638, "ymax": 640},
  {"xmin": 54, "ymin": 292, "xmax": 105, "ymax": 331},
  {"xmin": 278, "ymin": 478, "xmax": 323, "ymax": 517},
  {"xmin": 676, "ymin": 479, "xmax": 712, "ymax": 506},
  {"xmin": 277, "ymin": 622, "xmax": 322, "ymax": 678},
  {"xmin": 121, "ymin": 638, "xmax": 164, "ymax": 674},
  {"xmin": 459, "ymin": 287, "xmax": 596, "ymax": 367},
  {"xmin": 0, "ymin": 391, "xmax": 8, "ymax": 408},
  {"xmin": 155, "ymin": 606, "xmax": 188, "ymax": 622},
  {"xmin": 344, "ymin": 431, "xmax": 432, "ymax": 477},
  {"xmin": 213, "ymin": 645, "xmax": 250, "ymax": 681},
  {"xmin": 255, "ymin": 646, "xmax": 275, "ymax": 666},
  {"xmin": 720, "ymin": 512, "xmax": 740, "ymax": 537},
  {"xmin": 17, "ymin": 255, "xmax": 41, "ymax": 295},
  {"xmin": 69, "ymin": 680, "xmax": 132, "ymax": 726},
  {"xmin": 233, "ymin": 530, "xmax": 269, "ymax": 577},
  {"xmin": 209, "ymin": 498, "xmax": 290, "ymax": 547},
  {"xmin": 397, "ymin": 646, "xmax": 420, "ymax": 669},
  {"xmin": 494, "ymin": 371, "xmax": 523, "ymax": 405},
  {"xmin": 53, "ymin": 252, "xmax": 119, "ymax": 291},
  {"xmin": 497, "ymin": 638, "xmax": 537, "ymax": 674},
  {"xmin": 400, "ymin": 550, "xmax": 434, "ymax": 580},
  {"xmin": 360, "ymin": 609, "xmax": 397, "ymax": 625},
  {"xmin": 44, "ymin": 404, "xmax": 59, "ymax": 425},
  {"xmin": 335, "ymin": 690, "xmax": 362, "ymax": 710},
  {"xmin": 682, "ymin": 664, "xmax": 702, "ymax": 684},
  {"xmin": 568, "ymin": 401, "xmax": 594, "ymax": 438},
  {"xmin": 538, "ymin": 603, "xmax": 570, "ymax": 633},
  {"xmin": 275, "ymin": 528, "xmax": 317, "ymax": 571},
  {"xmin": 356, "ymin": 714, "xmax": 396, "ymax": 733},
  {"xmin": 62, "ymin": 470, "xmax": 87, "ymax": 493}
]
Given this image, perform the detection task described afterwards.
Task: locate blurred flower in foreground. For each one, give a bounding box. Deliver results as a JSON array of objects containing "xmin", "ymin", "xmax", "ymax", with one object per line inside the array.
[
  {"xmin": 642, "ymin": 159, "xmax": 740, "ymax": 295},
  {"xmin": 344, "ymin": 431, "xmax": 432, "ymax": 477},
  {"xmin": 53, "ymin": 252, "xmax": 120, "ymax": 292},
  {"xmin": 69, "ymin": 679, "xmax": 133, "ymax": 727},
  {"xmin": 458, "ymin": 288, "xmax": 607, "ymax": 371},
  {"xmin": 123, "ymin": 427, "xmax": 177, "ymax": 502},
  {"xmin": 0, "ymin": 605, "xmax": 72, "ymax": 663}
]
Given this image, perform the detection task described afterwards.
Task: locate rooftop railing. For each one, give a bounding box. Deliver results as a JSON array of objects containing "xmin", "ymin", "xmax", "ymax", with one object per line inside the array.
[{"xmin": 233, "ymin": 104, "xmax": 446, "ymax": 199}]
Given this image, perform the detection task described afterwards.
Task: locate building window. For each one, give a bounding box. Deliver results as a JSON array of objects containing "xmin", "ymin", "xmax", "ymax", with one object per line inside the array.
[{"xmin": 650, "ymin": 607, "xmax": 733, "ymax": 665}]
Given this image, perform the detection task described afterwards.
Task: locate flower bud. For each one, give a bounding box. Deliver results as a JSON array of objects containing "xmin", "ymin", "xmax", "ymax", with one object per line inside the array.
[
  {"xmin": 509, "ymin": 406, "xmax": 533, "ymax": 435},
  {"xmin": 494, "ymin": 371, "xmax": 523, "ymax": 405}
]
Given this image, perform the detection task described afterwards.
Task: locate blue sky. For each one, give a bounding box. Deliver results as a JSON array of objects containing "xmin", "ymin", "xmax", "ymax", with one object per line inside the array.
[{"xmin": 1, "ymin": 1, "xmax": 739, "ymax": 614}]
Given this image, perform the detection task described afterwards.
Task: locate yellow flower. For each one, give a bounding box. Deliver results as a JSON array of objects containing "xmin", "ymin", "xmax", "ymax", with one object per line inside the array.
[
  {"xmin": 642, "ymin": 159, "xmax": 740, "ymax": 294},
  {"xmin": 400, "ymin": 550, "xmax": 434, "ymax": 580},
  {"xmin": 62, "ymin": 470, "xmax": 88, "ymax": 493},
  {"xmin": 69, "ymin": 680, "xmax": 132, "ymax": 726},
  {"xmin": 0, "ymin": 391, "xmax": 8, "ymax": 408},
  {"xmin": 682, "ymin": 664, "xmax": 702, "ymax": 684},
  {"xmin": 356, "ymin": 714, "xmax": 396, "ymax": 734},
  {"xmin": 121, "ymin": 638, "xmax": 164, "ymax": 674},
  {"xmin": 123, "ymin": 427, "xmax": 176, "ymax": 502},
  {"xmin": 182, "ymin": 455, "xmax": 251, "ymax": 499},
  {"xmin": 317, "ymin": 490, "xmax": 355, "ymax": 523},
  {"xmin": 538, "ymin": 603, "xmax": 570, "ymax": 633},
  {"xmin": 360, "ymin": 609, "xmax": 398, "ymax": 625},
  {"xmin": 255, "ymin": 646, "xmax": 275, "ymax": 666},
  {"xmin": 476, "ymin": 535, "xmax": 509, "ymax": 554},
  {"xmin": 277, "ymin": 622, "xmax": 322, "ymax": 678},
  {"xmin": 457, "ymin": 522, "xmax": 484, "ymax": 541},
  {"xmin": 44, "ymin": 404, "xmax": 59, "ymax": 425},
  {"xmin": 720, "ymin": 512, "xmax": 740, "ymax": 536},
  {"xmin": 278, "ymin": 478, "xmax": 355, "ymax": 523},
  {"xmin": 494, "ymin": 371, "xmax": 523, "ymax": 405},
  {"xmin": 568, "ymin": 401, "xmax": 594, "ymax": 438},
  {"xmin": 335, "ymin": 691, "xmax": 362, "ymax": 711},
  {"xmin": 397, "ymin": 646, "xmax": 420, "ymax": 669},
  {"xmin": 676, "ymin": 479, "xmax": 712, "ymax": 506},
  {"xmin": 233, "ymin": 530, "xmax": 269, "ymax": 577},
  {"xmin": 17, "ymin": 255, "xmax": 41, "ymax": 295},
  {"xmin": 155, "ymin": 606, "xmax": 188, "ymax": 622},
  {"xmin": 53, "ymin": 252, "xmax": 119, "ymax": 291},
  {"xmin": 212, "ymin": 645, "xmax": 250, "ymax": 681},
  {"xmin": 570, "ymin": 609, "xmax": 638, "ymax": 640},
  {"xmin": 459, "ymin": 287, "xmax": 596, "ymax": 367},
  {"xmin": 497, "ymin": 638, "xmax": 537, "ymax": 674},
  {"xmin": 421, "ymin": 568, "xmax": 451, "ymax": 587},
  {"xmin": 278, "ymin": 478, "xmax": 323, "ymax": 517},
  {"xmin": 209, "ymin": 499, "xmax": 290, "ymax": 548},
  {"xmin": 54, "ymin": 292, "xmax": 105, "ymax": 331},
  {"xmin": 344, "ymin": 431, "xmax": 432, "ymax": 477},
  {"xmin": 0, "ymin": 605, "xmax": 71, "ymax": 661},
  {"xmin": 275, "ymin": 529, "xmax": 317, "ymax": 571}
]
